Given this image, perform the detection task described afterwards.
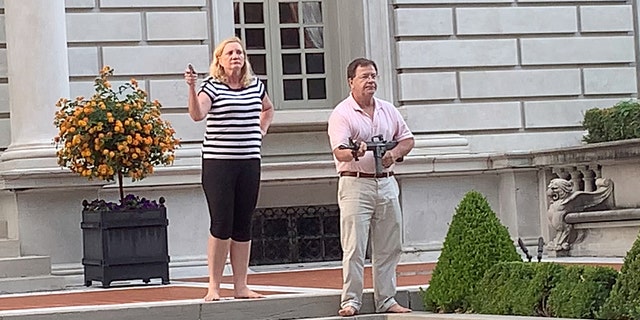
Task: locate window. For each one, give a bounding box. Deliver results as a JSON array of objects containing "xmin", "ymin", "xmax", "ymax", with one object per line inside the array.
[{"xmin": 234, "ymin": 0, "xmax": 329, "ymax": 109}]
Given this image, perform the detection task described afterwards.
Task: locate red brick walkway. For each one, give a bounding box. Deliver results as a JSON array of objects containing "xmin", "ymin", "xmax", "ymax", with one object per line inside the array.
[
  {"xmin": 0, "ymin": 262, "xmax": 435, "ymax": 312},
  {"xmin": 0, "ymin": 261, "xmax": 621, "ymax": 313}
]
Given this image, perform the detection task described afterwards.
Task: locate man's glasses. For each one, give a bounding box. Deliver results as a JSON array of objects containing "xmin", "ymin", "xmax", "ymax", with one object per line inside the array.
[{"xmin": 356, "ymin": 73, "xmax": 379, "ymax": 81}]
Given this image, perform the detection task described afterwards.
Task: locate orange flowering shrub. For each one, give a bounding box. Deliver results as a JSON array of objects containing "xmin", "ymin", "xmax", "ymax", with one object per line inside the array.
[{"xmin": 54, "ymin": 66, "xmax": 180, "ymax": 201}]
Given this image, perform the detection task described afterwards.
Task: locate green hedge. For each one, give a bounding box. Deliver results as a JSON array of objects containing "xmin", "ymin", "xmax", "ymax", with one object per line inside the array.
[
  {"xmin": 583, "ymin": 100, "xmax": 640, "ymax": 143},
  {"xmin": 472, "ymin": 262, "xmax": 618, "ymax": 318},
  {"xmin": 598, "ymin": 232, "xmax": 640, "ymax": 320},
  {"xmin": 471, "ymin": 262, "xmax": 564, "ymax": 316},
  {"xmin": 548, "ymin": 265, "xmax": 618, "ymax": 319},
  {"xmin": 421, "ymin": 191, "xmax": 521, "ymax": 313}
]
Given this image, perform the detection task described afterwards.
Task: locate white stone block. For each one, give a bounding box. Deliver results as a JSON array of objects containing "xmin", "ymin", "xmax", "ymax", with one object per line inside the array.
[
  {"xmin": 102, "ymin": 45, "xmax": 210, "ymax": 75},
  {"xmin": 65, "ymin": 0, "xmax": 95, "ymax": 8},
  {"xmin": 101, "ymin": 0, "xmax": 205, "ymax": 8},
  {"xmin": 66, "ymin": 13, "xmax": 142, "ymax": 42},
  {"xmin": 259, "ymin": 181, "xmax": 338, "ymax": 208},
  {"xmin": 69, "ymin": 81, "xmax": 96, "ymax": 99},
  {"xmin": 68, "ymin": 47, "xmax": 99, "ymax": 77},
  {"xmin": 583, "ymin": 67, "xmax": 638, "ymax": 95},
  {"xmin": 146, "ymin": 12, "xmax": 208, "ymax": 41},
  {"xmin": 397, "ymin": 39, "xmax": 517, "ymax": 68},
  {"xmin": 460, "ymin": 69, "xmax": 581, "ymax": 98},
  {"xmin": 0, "ymin": 83, "xmax": 8, "ymax": 113},
  {"xmin": 150, "ymin": 79, "xmax": 188, "ymax": 108},
  {"xmin": 468, "ymin": 131, "xmax": 585, "ymax": 153},
  {"xmin": 394, "ymin": 0, "xmax": 511, "ymax": 3},
  {"xmin": 163, "ymin": 113, "xmax": 205, "ymax": 143},
  {"xmin": 581, "ymin": 5, "xmax": 633, "ymax": 32},
  {"xmin": 524, "ymin": 98, "xmax": 622, "ymax": 129},
  {"xmin": 405, "ymin": 102, "xmax": 521, "ymax": 132},
  {"xmin": 519, "ymin": 0, "xmax": 626, "ymax": 2},
  {"xmin": 0, "ymin": 48, "xmax": 6, "ymax": 77},
  {"xmin": 0, "ymin": 118, "xmax": 9, "ymax": 149},
  {"xmin": 402, "ymin": 175, "xmax": 500, "ymax": 246},
  {"xmin": 395, "ymin": 8, "xmax": 453, "ymax": 36},
  {"xmin": 457, "ymin": 7, "xmax": 577, "ymax": 35},
  {"xmin": 398, "ymin": 72, "xmax": 457, "ymax": 101},
  {"xmin": 521, "ymin": 37, "xmax": 635, "ymax": 65},
  {"xmin": 70, "ymin": 80, "xmax": 148, "ymax": 99},
  {"xmin": 0, "ymin": 15, "xmax": 5, "ymax": 43}
]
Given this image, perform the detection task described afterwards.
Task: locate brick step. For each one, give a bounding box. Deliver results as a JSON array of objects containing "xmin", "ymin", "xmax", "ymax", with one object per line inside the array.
[
  {"xmin": 0, "ymin": 275, "xmax": 65, "ymax": 294},
  {"xmin": 0, "ymin": 238, "xmax": 20, "ymax": 258},
  {"xmin": 0, "ymin": 256, "xmax": 52, "ymax": 278}
]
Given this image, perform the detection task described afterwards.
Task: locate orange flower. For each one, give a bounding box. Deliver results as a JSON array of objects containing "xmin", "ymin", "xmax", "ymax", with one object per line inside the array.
[{"xmin": 52, "ymin": 66, "xmax": 180, "ymax": 189}]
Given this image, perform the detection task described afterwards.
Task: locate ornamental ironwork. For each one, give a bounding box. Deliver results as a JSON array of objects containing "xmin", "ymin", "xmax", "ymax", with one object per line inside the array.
[{"xmin": 250, "ymin": 204, "xmax": 341, "ymax": 265}]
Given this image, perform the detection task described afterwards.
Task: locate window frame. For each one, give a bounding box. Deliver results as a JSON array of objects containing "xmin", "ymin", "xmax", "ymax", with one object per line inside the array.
[{"xmin": 234, "ymin": 0, "xmax": 334, "ymax": 110}]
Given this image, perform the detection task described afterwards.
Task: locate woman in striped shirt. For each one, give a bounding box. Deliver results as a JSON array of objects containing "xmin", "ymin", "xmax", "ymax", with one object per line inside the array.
[{"xmin": 184, "ymin": 36, "xmax": 274, "ymax": 301}]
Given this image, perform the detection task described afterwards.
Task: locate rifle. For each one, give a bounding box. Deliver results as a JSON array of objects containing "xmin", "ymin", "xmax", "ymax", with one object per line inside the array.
[{"xmin": 338, "ymin": 134, "xmax": 403, "ymax": 174}]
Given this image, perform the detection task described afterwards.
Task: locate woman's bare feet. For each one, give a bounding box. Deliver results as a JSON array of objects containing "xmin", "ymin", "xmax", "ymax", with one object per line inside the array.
[
  {"xmin": 234, "ymin": 286, "xmax": 265, "ymax": 299},
  {"xmin": 386, "ymin": 303, "xmax": 411, "ymax": 313},
  {"xmin": 338, "ymin": 305, "xmax": 358, "ymax": 317},
  {"xmin": 203, "ymin": 288, "xmax": 220, "ymax": 301}
]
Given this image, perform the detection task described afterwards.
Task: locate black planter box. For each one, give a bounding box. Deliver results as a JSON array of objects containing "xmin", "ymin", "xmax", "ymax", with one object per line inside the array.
[{"xmin": 81, "ymin": 207, "xmax": 170, "ymax": 288}]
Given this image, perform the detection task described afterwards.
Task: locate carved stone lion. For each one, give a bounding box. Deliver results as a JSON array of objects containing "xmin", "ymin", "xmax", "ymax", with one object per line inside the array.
[
  {"xmin": 545, "ymin": 178, "xmax": 614, "ymax": 252},
  {"xmin": 546, "ymin": 179, "xmax": 574, "ymax": 251}
]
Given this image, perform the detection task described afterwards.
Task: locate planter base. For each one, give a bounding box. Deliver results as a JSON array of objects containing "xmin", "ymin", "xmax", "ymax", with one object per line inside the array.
[
  {"xmin": 84, "ymin": 262, "xmax": 169, "ymax": 288},
  {"xmin": 81, "ymin": 206, "xmax": 170, "ymax": 288}
]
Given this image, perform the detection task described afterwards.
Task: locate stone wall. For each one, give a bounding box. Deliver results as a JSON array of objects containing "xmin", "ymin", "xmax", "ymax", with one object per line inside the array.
[
  {"xmin": 395, "ymin": 0, "xmax": 638, "ymax": 153},
  {"xmin": 0, "ymin": 0, "xmax": 637, "ymax": 270}
]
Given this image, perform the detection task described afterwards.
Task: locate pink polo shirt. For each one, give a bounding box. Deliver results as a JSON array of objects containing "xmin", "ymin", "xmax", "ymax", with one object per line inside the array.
[{"xmin": 328, "ymin": 94, "xmax": 414, "ymax": 174}]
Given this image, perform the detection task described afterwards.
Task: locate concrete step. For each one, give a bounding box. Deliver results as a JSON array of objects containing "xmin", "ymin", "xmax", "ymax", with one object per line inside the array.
[
  {"xmin": 0, "ymin": 275, "xmax": 65, "ymax": 294},
  {"xmin": 0, "ymin": 220, "xmax": 7, "ymax": 238},
  {"xmin": 0, "ymin": 238, "xmax": 20, "ymax": 258},
  {"xmin": 0, "ymin": 289, "xmax": 590, "ymax": 320},
  {"xmin": 0, "ymin": 256, "xmax": 51, "ymax": 278}
]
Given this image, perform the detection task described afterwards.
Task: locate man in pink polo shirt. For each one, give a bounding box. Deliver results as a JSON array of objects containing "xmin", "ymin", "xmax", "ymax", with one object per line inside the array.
[{"xmin": 328, "ymin": 58, "xmax": 415, "ymax": 317}]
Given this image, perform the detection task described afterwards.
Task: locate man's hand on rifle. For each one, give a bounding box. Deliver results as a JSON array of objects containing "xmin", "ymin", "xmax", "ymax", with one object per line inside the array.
[
  {"xmin": 381, "ymin": 150, "xmax": 396, "ymax": 168},
  {"xmin": 353, "ymin": 141, "xmax": 366, "ymax": 161}
]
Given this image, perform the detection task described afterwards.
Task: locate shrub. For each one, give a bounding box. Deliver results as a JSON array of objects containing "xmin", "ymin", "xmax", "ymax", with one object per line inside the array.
[
  {"xmin": 548, "ymin": 264, "xmax": 618, "ymax": 319},
  {"xmin": 473, "ymin": 262, "xmax": 617, "ymax": 318},
  {"xmin": 583, "ymin": 100, "xmax": 640, "ymax": 143},
  {"xmin": 421, "ymin": 190, "xmax": 521, "ymax": 313},
  {"xmin": 598, "ymin": 232, "xmax": 640, "ymax": 320},
  {"xmin": 472, "ymin": 262, "xmax": 564, "ymax": 317}
]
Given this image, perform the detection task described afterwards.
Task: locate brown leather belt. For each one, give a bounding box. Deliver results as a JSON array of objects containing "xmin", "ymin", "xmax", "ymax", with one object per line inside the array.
[{"xmin": 339, "ymin": 171, "xmax": 394, "ymax": 178}]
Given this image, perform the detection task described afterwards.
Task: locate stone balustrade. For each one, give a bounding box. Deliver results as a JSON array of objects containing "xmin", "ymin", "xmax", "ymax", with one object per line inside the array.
[{"xmin": 530, "ymin": 138, "xmax": 640, "ymax": 257}]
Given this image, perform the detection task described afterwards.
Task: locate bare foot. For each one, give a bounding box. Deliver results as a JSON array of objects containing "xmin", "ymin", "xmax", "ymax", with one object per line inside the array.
[
  {"xmin": 386, "ymin": 303, "xmax": 411, "ymax": 313},
  {"xmin": 234, "ymin": 287, "xmax": 265, "ymax": 299},
  {"xmin": 338, "ymin": 305, "xmax": 358, "ymax": 317},
  {"xmin": 203, "ymin": 289, "xmax": 220, "ymax": 301}
]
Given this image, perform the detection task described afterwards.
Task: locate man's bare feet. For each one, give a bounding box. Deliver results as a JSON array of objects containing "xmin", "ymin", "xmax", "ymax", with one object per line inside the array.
[
  {"xmin": 386, "ymin": 303, "xmax": 411, "ymax": 313},
  {"xmin": 203, "ymin": 289, "xmax": 220, "ymax": 301},
  {"xmin": 338, "ymin": 305, "xmax": 358, "ymax": 317},
  {"xmin": 234, "ymin": 287, "xmax": 265, "ymax": 299}
]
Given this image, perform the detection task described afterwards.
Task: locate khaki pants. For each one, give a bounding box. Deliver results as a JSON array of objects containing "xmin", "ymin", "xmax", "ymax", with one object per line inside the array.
[{"xmin": 338, "ymin": 176, "xmax": 402, "ymax": 313}]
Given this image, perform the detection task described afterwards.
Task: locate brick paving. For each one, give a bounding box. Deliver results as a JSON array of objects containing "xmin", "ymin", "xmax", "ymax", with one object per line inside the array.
[
  {"xmin": 0, "ymin": 261, "xmax": 621, "ymax": 313},
  {"xmin": 0, "ymin": 262, "xmax": 435, "ymax": 313}
]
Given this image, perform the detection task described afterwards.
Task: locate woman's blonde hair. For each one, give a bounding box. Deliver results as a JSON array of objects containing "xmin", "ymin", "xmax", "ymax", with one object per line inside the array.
[{"xmin": 209, "ymin": 36, "xmax": 254, "ymax": 87}]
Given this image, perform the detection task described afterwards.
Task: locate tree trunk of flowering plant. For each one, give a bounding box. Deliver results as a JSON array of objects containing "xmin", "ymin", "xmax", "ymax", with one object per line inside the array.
[{"xmin": 118, "ymin": 171, "xmax": 124, "ymax": 203}]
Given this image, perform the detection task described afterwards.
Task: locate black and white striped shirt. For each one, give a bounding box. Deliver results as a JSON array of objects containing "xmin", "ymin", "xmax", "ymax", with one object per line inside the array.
[{"xmin": 198, "ymin": 77, "xmax": 266, "ymax": 159}]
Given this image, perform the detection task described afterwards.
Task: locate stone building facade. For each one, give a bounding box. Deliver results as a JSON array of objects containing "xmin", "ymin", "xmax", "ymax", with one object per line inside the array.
[{"xmin": 0, "ymin": 0, "xmax": 637, "ymax": 278}]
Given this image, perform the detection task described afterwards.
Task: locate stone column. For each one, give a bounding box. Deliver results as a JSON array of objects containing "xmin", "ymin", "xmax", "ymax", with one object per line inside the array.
[{"xmin": 0, "ymin": 0, "xmax": 69, "ymax": 170}]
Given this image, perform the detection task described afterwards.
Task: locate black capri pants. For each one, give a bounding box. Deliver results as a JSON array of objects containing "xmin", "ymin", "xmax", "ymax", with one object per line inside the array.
[{"xmin": 201, "ymin": 158, "xmax": 261, "ymax": 242}]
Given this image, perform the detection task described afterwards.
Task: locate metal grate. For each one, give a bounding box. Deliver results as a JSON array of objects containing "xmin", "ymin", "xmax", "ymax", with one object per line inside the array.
[{"xmin": 250, "ymin": 204, "xmax": 341, "ymax": 265}]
